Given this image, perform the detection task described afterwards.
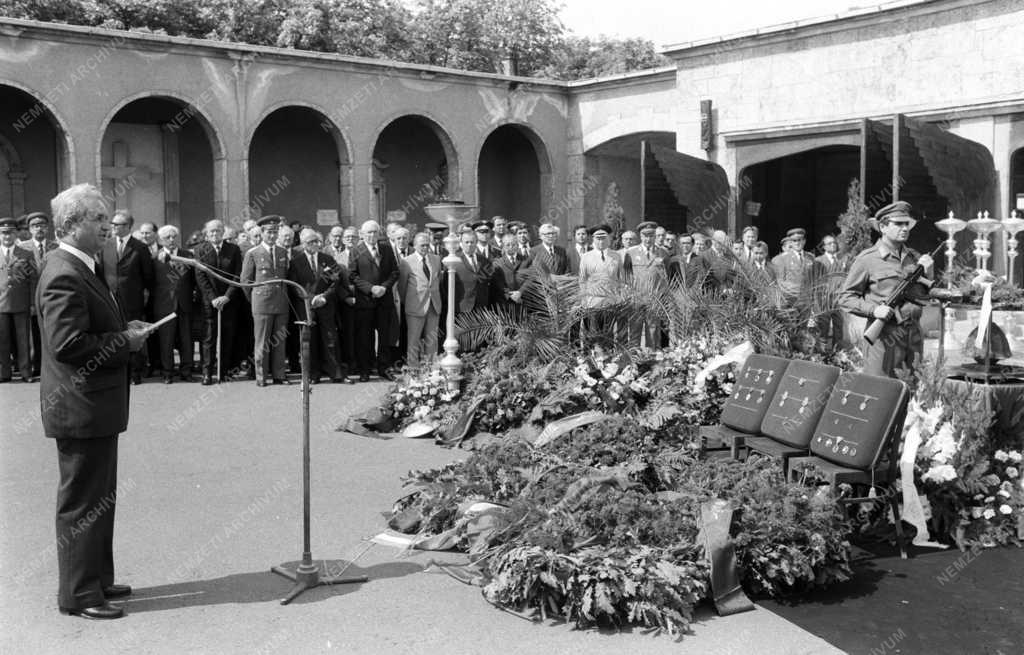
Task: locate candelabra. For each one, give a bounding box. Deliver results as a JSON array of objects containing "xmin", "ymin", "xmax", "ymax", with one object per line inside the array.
[
  {"xmin": 935, "ymin": 211, "xmax": 967, "ymax": 289},
  {"xmin": 1002, "ymin": 210, "xmax": 1024, "ymax": 287},
  {"xmin": 424, "ymin": 202, "xmax": 477, "ymax": 392},
  {"xmin": 967, "ymin": 210, "xmax": 1000, "ymax": 276}
]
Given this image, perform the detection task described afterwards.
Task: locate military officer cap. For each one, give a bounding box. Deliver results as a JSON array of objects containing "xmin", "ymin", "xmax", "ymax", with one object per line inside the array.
[
  {"xmin": 589, "ymin": 223, "xmax": 612, "ymax": 237},
  {"xmin": 873, "ymin": 201, "xmax": 916, "ymax": 229},
  {"xmin": 636, "ymin": 221, "xmax": 658, "ymax": 234},
  {"xmin": 0, "ymin": 216, "xmax": 17, "ymax": 232},
  {"xmin": 425, "ymin": 222, "xmax": 448, "ymax": 232},
  {"xmin": 781, "ymin": 227, "xmax": 806, "ymax": 244},
  {"xmin": 741, "ymin": 225, "xmax": 758, "ymax": 237},
  {"xmin": 471, "ymin": 220, "xmax": 493, "ymax": 232},
  {"xmin": 26, "ymin": 211, "xmax": 50, "ymax": 226},
  {"xmin": 256, "ymin": 215, "xmax": 282, "ymax": 228}
]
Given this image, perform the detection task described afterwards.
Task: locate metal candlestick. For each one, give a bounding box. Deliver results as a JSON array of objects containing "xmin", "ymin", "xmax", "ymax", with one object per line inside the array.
[
  {"xmin": 1001, "ymin": 210, "xmax": 1024, "ymax": 287},
  {"xmin": 935, "ymin": 211, "xmax": 967, "ymax": 289},
  {"xmin": 424, "ymin": 202, "xmax": 477, "ymax": 392},
  {"xmin": 967, "ymin": 210, "xmax": 1000, "ymax": 276}
]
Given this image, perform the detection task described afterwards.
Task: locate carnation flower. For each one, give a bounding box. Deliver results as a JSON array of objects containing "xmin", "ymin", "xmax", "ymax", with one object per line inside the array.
[
  {"xmin": 998, "ymin": 489, "xmax": 1011, "ymax": 499},
  {"xmin": 999, "ymin": 504, "xmax": 1014, "ymax": 515},
  {"xmin": 921, "ymin": 464, "xmax": 957, "ymax": 484},
  {"xmin": 1009, "ymin": 451, "xmax": 1023, "ymax": 463},
  {"xmin": 921, "ymin": 404, "xmax": 944, "ymax": 434},
  {"xmin": 994, "ymin": 450, "xmax": 1009, "ymax": 462},
  {"xmin": 1006, "ymin": 467, "xmax": 1019, "ymax": 479},
  {"xmin": 971, "ymin": 506, "xmax": 984, "ymax": 519},
  {"xmin": 983, "ymin": 508, "xmax": 996, "ymax": 520},
  {"xmin": 927, "ymin": 423, "xmax": 959, "ymax": 464}
]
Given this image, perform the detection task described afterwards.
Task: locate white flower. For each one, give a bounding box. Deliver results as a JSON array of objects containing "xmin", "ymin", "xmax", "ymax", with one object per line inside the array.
[
  {"xmin": 427, "ymin": 398, "xmax": 435, "ymax": 407},
  {"xmin": 922, "ymin": 404, "xmax": 944, "ymax": 434},
  {"xmin": 994, "ymin": 450, "xmax": 1009, "ymax": 462},
  {"xmin": 927, "ymin": 422, "xmax": 959, "ymax": 464},
  {"xmin": 983, "ymin": 508, "xmax": 996, "ymax": 520},
  {"xmin": 413, "ymin": 406, "xmax": 429, "ymax": 420},
  {"xmin": 1009, "ymin": 451, "xmax": 1023, "ymax": 463},
  {"xmin": 602, "ymin": 362, "xmax": 619, "ymax": 378},
  {"xmin": 412, "ymin": 390, "xmax": 422, "ymax": 399},
  {"xmin": 999, "ymin": 504, "xmax": 1014, "ymax": 515},
  {"xmin": 985, "ymin": 496, "xmax": 995, "ymax": 503},
  {"xmin": 970, "ymin": 506, "xmax": 984, "ymax": 519},
  {"xmin": 998, "ymin": 489, "xmax": 1011, "ymax": 499},
  {"xmin": 1006, "ymin": 467, "xmax": 1019, "ymax": 479},
  {"xmin": 921, "ymin": 464, "xmax": 957, "ymax": 484}
]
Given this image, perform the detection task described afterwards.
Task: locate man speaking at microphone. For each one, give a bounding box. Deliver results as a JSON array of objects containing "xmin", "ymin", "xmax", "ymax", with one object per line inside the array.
[{"xmin": 37, "ymin": 184, "xmax": 149, "ymax": 620}]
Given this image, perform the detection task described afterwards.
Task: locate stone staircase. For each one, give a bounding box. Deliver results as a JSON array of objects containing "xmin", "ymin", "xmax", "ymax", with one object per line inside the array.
[{"xmin": 648, "ymin": 144, "xmax": 731, "ymax": 233}]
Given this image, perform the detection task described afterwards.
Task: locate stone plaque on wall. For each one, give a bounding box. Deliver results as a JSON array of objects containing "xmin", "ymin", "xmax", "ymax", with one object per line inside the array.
[{"xmin": 316, "ymin": 209, "xmax": 338, "ymax": 226}]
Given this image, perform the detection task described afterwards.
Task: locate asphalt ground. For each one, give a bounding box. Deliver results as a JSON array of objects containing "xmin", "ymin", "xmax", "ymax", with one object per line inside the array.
[{"xmin": 1, "ymin": 376, "xmax": 843, "ymax": 655}]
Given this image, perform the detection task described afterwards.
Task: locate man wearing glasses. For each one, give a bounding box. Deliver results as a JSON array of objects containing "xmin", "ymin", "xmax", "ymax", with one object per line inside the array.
[{"xmin": 100, "ymin": 210, "xmax": 154, "ymax": 384}]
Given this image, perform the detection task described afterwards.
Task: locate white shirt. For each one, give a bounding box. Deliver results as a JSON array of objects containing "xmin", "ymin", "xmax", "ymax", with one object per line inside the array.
[{"xmin": 59, "ymin": 242, "xmax": 96, "ymax": 273}]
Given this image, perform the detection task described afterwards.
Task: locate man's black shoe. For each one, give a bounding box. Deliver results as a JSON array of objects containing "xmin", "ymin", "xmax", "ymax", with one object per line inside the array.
[
  {"xmin": 162, "ymin": 376, "xmax": 173, "ymax": 384},
  {"xmin": 103, "ymin": 584, "xmax": 132, "ymax": 598},
  {"xmin": 256, "ymin": 379, "xmax": 267, "ymax": 388},
  {"xmin": 332, "ymin": 377, "xmax": 355, "ymax": 385},
  {"xmin": 131, "ymin": 374, "xmax": 142, "ymax": 385},
  {"xmin": 201, "ymin": 375, "xmax": 214, "ymax": 386},
  {"xmin": 180, "ymin": 374, "xmax": 195, "ymax": 383},
  {"xmin": 379, "ymin": 371, "xmax": 395, "ymax": 382},
  {"xmin": 358, "ymin": 374, "xmax": 370, "ymax": 383},
  {"xmin": 273, "ymin": 378, "xmax": 291, "ymax": 386},
  {"xmin": 60, "ymin": 603, "xmax": 124, "ymax": 620}
]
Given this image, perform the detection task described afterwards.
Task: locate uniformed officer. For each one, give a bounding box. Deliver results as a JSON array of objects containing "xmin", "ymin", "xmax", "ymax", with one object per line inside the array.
[
  {"xmin": 838, "ymin": 201, "xmax": 934, "ymax": 377},
  {"xmin": 240, "ymin": 215, "xmax": 292, "ymax": 386},
  {"xmin": 1, "ymin": 216, "xmax": 38, "ymax": 382}
]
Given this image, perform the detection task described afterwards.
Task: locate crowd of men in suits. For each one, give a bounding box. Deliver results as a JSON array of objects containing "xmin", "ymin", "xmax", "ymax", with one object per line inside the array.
[{"xmin": 1, "ymin": 209, "xmax": 853, "ymax": 385}]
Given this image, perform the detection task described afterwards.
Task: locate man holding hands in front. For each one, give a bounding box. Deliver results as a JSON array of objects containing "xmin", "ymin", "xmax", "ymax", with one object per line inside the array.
[{"xmin": 38, "ymin": 183, "xmax": 149, "ymax": 619}]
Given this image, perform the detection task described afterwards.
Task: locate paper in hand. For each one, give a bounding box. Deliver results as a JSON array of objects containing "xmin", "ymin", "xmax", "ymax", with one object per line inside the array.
[{"xmin": 129, "ymin": 313, "xmax": 176, "ymax": 335}]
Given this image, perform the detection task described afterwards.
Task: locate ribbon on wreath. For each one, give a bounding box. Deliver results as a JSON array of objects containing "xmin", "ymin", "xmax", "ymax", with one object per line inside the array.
[{"xmin": 697, "ymin": 499, "xmax": 754, "ymax": 616}]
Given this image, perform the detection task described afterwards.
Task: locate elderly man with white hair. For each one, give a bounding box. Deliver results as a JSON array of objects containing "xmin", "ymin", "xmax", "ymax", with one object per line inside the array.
[
  {"xmin": 348, "ymin": 219, "xmax": 400, "ymax": 381},
  {"xmin": 151, "ymin": 225, "xmax": 196, "ymax": 383},
  {"xmin": 193, "ymin": 219, "xmax": 243, "ymax": 384}
]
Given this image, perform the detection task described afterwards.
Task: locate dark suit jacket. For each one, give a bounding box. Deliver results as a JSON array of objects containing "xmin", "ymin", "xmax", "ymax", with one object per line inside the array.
[
  {"xmin": 151, "ymin": 248, "xmax": 195, "ymax": 317},
  {"xmin": 491, "ymin": 255, "xmax": 528, "ymax": 308},
  {"xmin": 288, "ymin": 252, "xmax": 345, "ymax": 322},
  {"xmin": 666, "ymin": 253, "xmax": 706, "ymax": 287},
  {"xmin": 37, "ymin": 248, "xmax": 131, "ymax": 439},
  {"xmin": 101, "ymin": 235, "xmax": 154, "ymax": 320},
  {"xmin": 454, "ymin": 250, "xmax": 493, "ymax": 312},
  {"xmin": 348, "ymin": 240, "xmax": 399, "ymax": 309},
  {"xmin": 193, "ymin": 241, "xmax": 242, "ymax": 305},
  {"xmin": 529, "ymin": 244, "xmax": 570, "ymax": 276}
]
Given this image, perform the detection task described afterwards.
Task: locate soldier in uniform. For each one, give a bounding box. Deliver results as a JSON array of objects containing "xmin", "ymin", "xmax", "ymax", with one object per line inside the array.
[
  {"xmin": 838, "ymin": 201, "xmax": 934, "ymax": 377},
  {"xmin": 624, "ymin": 221, "xmax": 669, "ymax": 346},
  {"xmin": 19, "ymin": 212, "xmax": 58, "ymax": 377},
  {"xmin": 771, "ymin": 228, "xmax": 819, "ymax": 303},
  {"xmin": 240, "ymin": 215, "xmax": 292, "ymax": 387},
  {"xmin": 1, "ymin": 216, "xmax": 38, "ymax": 382}
]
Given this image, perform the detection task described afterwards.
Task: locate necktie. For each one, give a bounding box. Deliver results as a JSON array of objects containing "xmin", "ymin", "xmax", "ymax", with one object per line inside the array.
[
  {"xmin": 117, "ymin": 238, "xmax": 125, "ymax": 257},
  {"xmin": 469, "ymin": 254, "xmax": 476, "ymax": 272},
  {"xmin": 600, "ymin": 250, "xmax": 605, "ymax": 262},
  {"xmin": 271, "ymin": 247, "xmax": 277, "ymax": 270},
  {"xmin": 371, "ymin": 246, "xmax": 379, "ymax": 264},
  {"xmin": 309, "ymin": 253, "xmax": 317, "ymax": 273},
  {"xmin": 422, "ymin": 255, "xmax": 430, "ymax": 279},
  {"xmin": 38, "ymin": 242, "xmax": 45, "ymax": 261},
  {"xmin": 547, "ymin": 246, "xmax": 554, "ymax": 258}
]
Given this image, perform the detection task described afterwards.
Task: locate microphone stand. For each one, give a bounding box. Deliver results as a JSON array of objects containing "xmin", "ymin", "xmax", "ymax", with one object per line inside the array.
[{"xmin": 171, "ymin": 254, "xmax": 368, "ymax": 604}]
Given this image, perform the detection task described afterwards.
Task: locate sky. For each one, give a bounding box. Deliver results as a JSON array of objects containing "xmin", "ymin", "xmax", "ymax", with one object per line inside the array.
[{"xmin": 557, "ymin": 0, "xmax": 918, "ymax": 48}]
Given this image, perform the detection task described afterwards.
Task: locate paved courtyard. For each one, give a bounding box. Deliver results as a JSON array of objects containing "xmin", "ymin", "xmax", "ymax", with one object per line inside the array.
[{"xmin": 1, "ymin": 378, "xmax": 842, "ymax": 654}]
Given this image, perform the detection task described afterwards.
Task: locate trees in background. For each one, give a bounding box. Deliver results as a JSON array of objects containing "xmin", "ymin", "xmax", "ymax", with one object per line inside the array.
[{"xmin": 0, "ymin": 0, "xmax": 670, "ymax": 79}]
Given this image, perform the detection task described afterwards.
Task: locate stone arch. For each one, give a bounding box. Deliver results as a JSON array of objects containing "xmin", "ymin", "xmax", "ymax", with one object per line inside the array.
[
  {"xmin": 0, "ymin": 80, "xmax": 75, "ymax": 213},
  {"xmin": 96, "ymin": 90, "xmax": 228, "ymax": 227},
  {"xmin": 476, "ymin": 122, "xmax": 553, "ymax": 225},
  {"xmin": 247, "ymin": 103, "xmax": 352, "ymax": 226},
  {"xmin": 370, "ymin": 112, "xmax": 461, "ymax": 202},
  {"xmin": 738, "ymin": 144, "xmax": 861, "ymax": 253}
]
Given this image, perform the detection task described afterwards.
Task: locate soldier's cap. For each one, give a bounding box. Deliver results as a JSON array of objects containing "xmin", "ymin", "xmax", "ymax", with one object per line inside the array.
[
  {"xmin": 636, "ymin": 221, "xmax": 658, "ymax": 234},
  {"xmin": 0, "ymin": 216, "xmax": 17, "ymax": 231},
  {"xmin": 471, "ymin": 220, "xmax": 493, "ymax": 232},
  {"xmin": 26, "ymin": 212, "xmax": 50, "ymax": 226},
  {"xmin": 873, "ymin": 201, "xmax": 916, "ymax": 229},
  {"xmin": 256, "ymin": 215, "xmax": 282, "ymax": 228},
  {"xmin": 589, "ymin": 223, "xmax": 612, "ymax": 237},
  {"xmin": 509, "ymin": 221, "xmax": 527, "ymax": 232},
  {"xmin": 425, "ymin": 222, "xmax": 448, "ymax": 232},
  {"xmin": 741, "ymin": 225, "xmax": 759, "ymax": 236}
]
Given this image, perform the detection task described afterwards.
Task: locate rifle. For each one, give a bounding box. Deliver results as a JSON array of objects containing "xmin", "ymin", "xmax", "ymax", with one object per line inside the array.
[{"xmin": 863, "ymin": 242, "xmax": 944, "ymax": 345}]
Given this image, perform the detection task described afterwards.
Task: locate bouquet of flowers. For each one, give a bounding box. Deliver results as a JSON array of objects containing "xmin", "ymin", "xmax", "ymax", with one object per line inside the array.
[
  {"xmin": 907, "ymin": 398, "xmax": 1024, "ymax": 547},
  {"xmin": 646, "ymin": 336, "xmax": 738, "ymax": 426},
  {"xmin": 569, "ymin": 350, "xmax": 651, "ymax": 413},
  {"xmin": 386, "ymin": 368, "xmax": 459, "ymax": 425}
]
